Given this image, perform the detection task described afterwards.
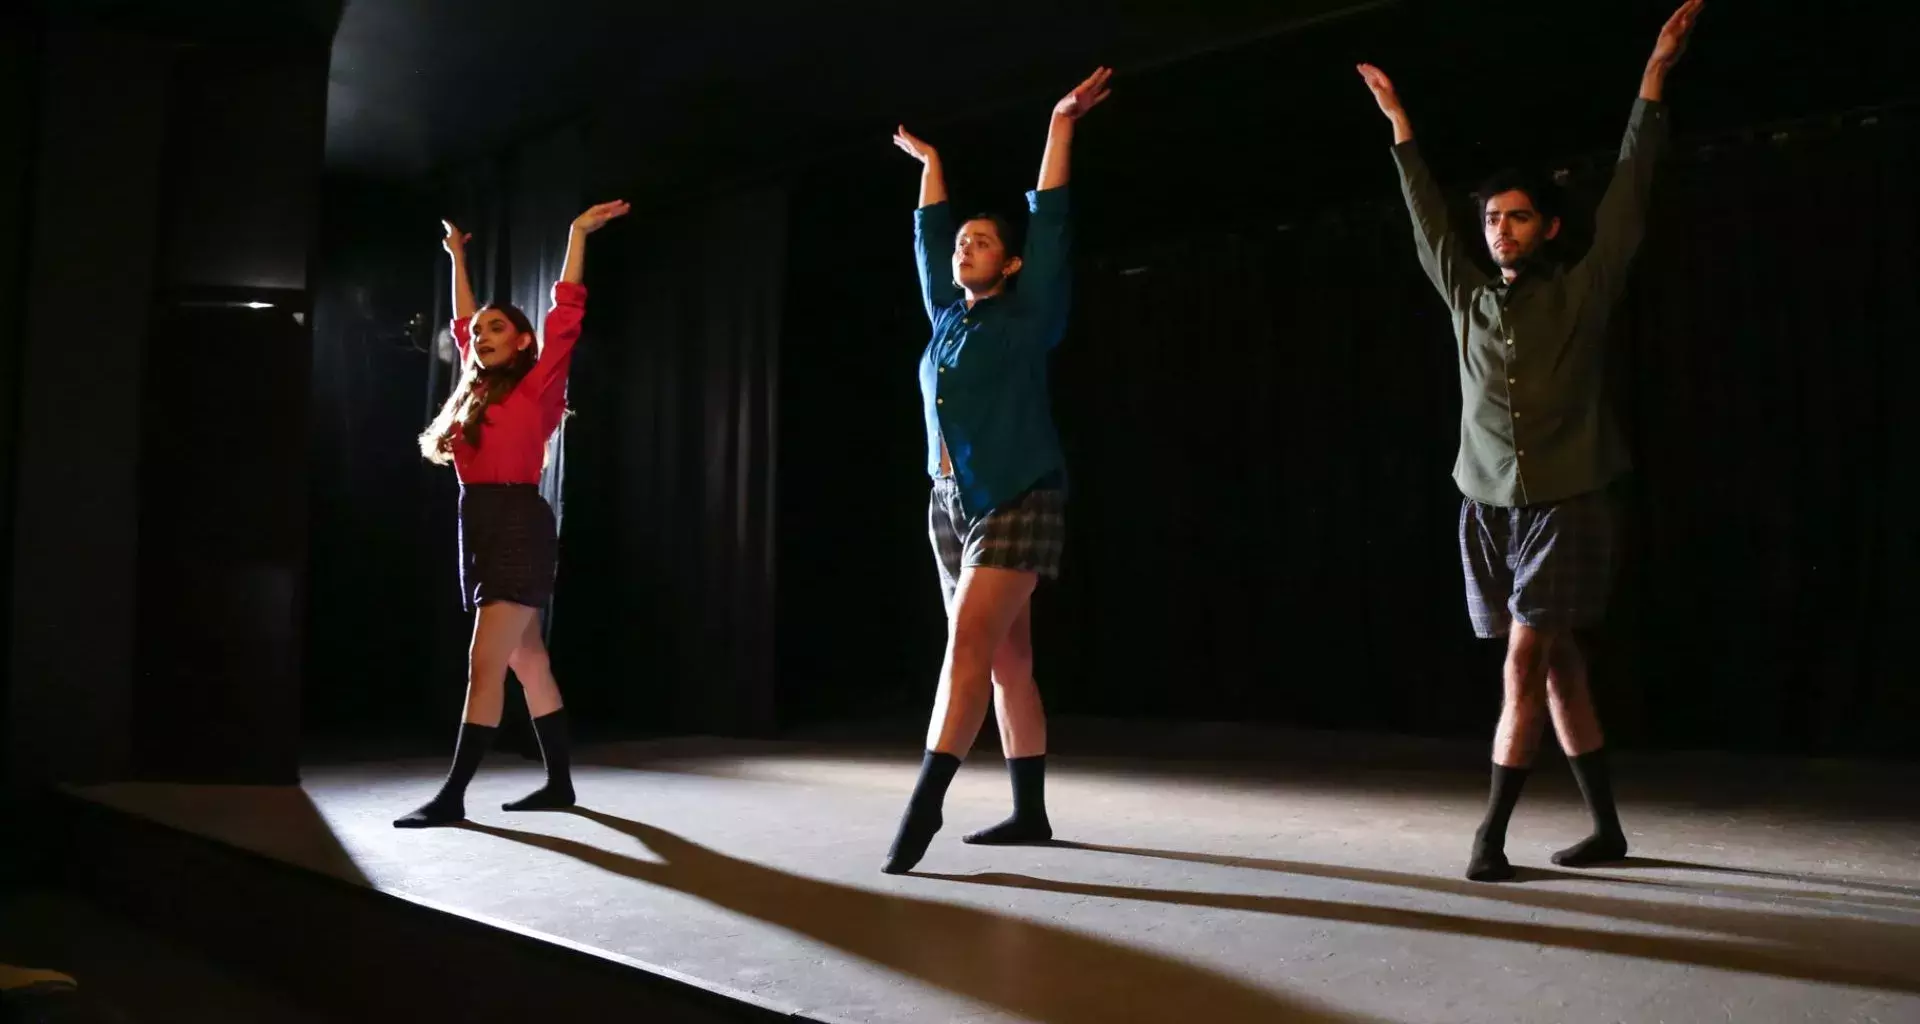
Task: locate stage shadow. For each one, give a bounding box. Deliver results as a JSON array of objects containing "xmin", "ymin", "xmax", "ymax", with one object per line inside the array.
[
  {"xmin": 1610, "ymin": 856, "xmax": 1920, "ymax": 898},
  {"xmin": 1052, "ymin": 837, "xmax": 1920, "ymax": 918},
  {"xmin": 458, "ymin": 811, "xmax": 1378, "ymax": 1024},
  {"xmin": 922, "ymin": 846, "xmax": 1920, "ymax": 993}
]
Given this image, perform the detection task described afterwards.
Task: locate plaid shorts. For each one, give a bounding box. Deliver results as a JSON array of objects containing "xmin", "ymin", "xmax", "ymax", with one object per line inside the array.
[
  {"xmin": 1459, "ymin": 486, "xmax": 1618, "ymax": 638},
  {"xmin": 458, "ymin": 483, "xmax": 558, "ymax": 613},
  {"xmin": 929, "ymin": 477, "xmax": 1066, "ymax": 604}
]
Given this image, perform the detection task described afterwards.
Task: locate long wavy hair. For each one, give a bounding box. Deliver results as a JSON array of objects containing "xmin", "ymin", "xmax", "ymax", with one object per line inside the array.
[{"xmin": 418, "ymin": 302, "xmax": 539, "ymax": 465}]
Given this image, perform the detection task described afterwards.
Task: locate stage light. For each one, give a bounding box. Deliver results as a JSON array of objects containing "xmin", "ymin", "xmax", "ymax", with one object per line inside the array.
[{"xmin": 243, "ymin": 301, "xmax": 275, "ymax": 309}]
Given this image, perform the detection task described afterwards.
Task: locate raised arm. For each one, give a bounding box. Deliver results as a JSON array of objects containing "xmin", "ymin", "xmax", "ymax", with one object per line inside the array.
[
  {"xmin": 523, "ymin": 201, "xmax": 628, "ymax": 397},
  {"xmin": 1581, "ymin": 0, "xmax": 1700, "ymax": 300},
  {"xmin": 1036, "ymin": 67, "xmax": 1111, "ymax": 193},
  {"xmin": 895, "ymin": 126, "xmax": 961, "ymax": 323},
  {"xmin": 1639, "ymin": 0, "xmax": 1702, "ymax": 104},
  {"xmin": 1016, "ymin": 69, "xmax": 1111, "ymax": 344},
  {"xmin": 894, "ymin": 126, "xmax": 948, "ymax": 209},
  {"xmin": 442, "ymin": 220, "xmax": 478, "ymax": 358},
  {"xmin": 1360, "ymin": 63, "xmax": 1489, "ymax": 308},
  {"xmin": 559, "ymin": 200, "xmax": 630, "ymax": 288}
]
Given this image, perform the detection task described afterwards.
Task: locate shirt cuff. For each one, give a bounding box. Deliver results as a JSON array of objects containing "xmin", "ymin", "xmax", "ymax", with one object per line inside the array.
[
  {"xmin": 552, "ymin": 280, "xmax": 588, "ymax": 306},
  {"xmin": 1027, "ymin": 185, "xmax": 1069, "ymax": 213},
  {"xmin": 1390, "ymin": 139, "xmax": 1425, "ymax": 171}
]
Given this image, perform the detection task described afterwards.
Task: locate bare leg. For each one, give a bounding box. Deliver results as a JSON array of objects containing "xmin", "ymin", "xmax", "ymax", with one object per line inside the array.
[
  {"xmin": 395, "ymin": 601, "xmax": 538, "ymax": 827},
  {"xmin": 964, "ymin": 599, "xmax": 1053, "ymax": 844},
  {"xmin": 1545, "ymin": 634, "xmax": 1603, "ymax": 756},
  {"xmin": 460, "ymin": 601, "xmax": 538, "ymax": 726},
  {"xmin": 1467, "ymin": 623, "xmax": 1554, "ymax": 880},
  {"xmin": 885, "ymin": 567, "xmax": 1036, "ymax": 874},
  {"xmin": 503, "ymin": 614, "xmax": 575, "ymax": 811},
  {"xmin": 509, "ymin": 615, "xmax": 564, "ymax": 720},
  {"xmin": 925, "ymin": 568, "xmax": 1037, "ymax": 755},
  {"xmin": 991, "ymin": 598, "xmax": 1046, "ymax": 758},
  {"xmin": 1493, "ymin": 624, "xmax": 1554, "ymax": 769},
  {"xmin": 1547, "ymin": 634, "xmax": 1628, "ymax": 865}
]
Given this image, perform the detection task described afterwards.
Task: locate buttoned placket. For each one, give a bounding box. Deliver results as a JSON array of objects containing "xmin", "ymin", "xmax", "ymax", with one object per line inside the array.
[
  {"xmin": 933, "ymin": 310, "xmax": 974, "ymax": 476},
  {"xmin": 1495, "ymin": 285, "xmax": 1530, "ymax": 505}
]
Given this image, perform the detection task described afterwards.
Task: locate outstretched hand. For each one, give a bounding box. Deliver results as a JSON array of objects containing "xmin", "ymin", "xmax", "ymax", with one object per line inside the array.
[
  {"xmin": 1053, "ymin": 66, "xmax": 1113, "ymax": 121},
  {"xmin": 441, "ymin": 219, "xmax": 471, "ymax": 257},
  {"xmin": 571, "ymin": 201, "xmax": 631, "ymax": 235},
  {"xmin": 892, "ymin": 126, "xmax": 938, "ymax": 165},
  {"xmin": 1355, "ymin": 64, "xmax": 1405, "ymax": 120},
  {"xmin": 1650, "ymin": 0, "xmax": 1704, "ymax": 67}
]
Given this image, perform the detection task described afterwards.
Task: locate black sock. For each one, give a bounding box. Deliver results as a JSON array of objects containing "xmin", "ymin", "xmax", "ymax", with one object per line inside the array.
[
  {"xmin": 395, "ymin": 721, "xmax": 496, "ymax": 828},
  {"xmin": 1467, "ymin": 763, "xmax": 1529, "ymax": 881},
  {"xmin": 503, "ymin": 708, "xmax": 576, "ymax": 811},
  {"xmin": 882, "ymin": 751, "xmax": 961, "ymax": 874},
  {"xmin": 1553, "ymin": 748, "xmax": 1629, "ymax": 866},
  {"xmin": 963, "ymin": 754, "xmax": 1053, "ymax": 845}
]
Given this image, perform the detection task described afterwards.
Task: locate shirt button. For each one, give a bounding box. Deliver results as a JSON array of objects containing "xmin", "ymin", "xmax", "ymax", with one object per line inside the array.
[
  {"xmin": 937, "ymin": 367, "xmax": 945, "ymax": 374},
  {"xmin": 1508, "ymin": 377, "xmax": 1516, "ymax": 384},
  {"xmin": 1517, "ymin": 450, "xmax": 1526, "ymax": 457},
  {"xmin": 936, "ymin": 398, "xmax": 944, "ymax": 405}
]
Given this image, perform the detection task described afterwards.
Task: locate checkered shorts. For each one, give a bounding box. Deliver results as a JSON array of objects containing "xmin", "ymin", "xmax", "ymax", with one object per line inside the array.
[
  {"xmin": 929, "ymin": 477, "xmax": 1066, "ymax": 604},
  {"xmin": 458, "ymin": 484, "xmax": 558, "ymax": 613},
  {"xmin": 1459, "ymin": 487, "xmax": 1618, "ymax": 638}
]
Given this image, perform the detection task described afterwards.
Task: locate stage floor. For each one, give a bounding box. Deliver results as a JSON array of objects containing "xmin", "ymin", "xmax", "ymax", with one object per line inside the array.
[{"xmin": 69, "ymin": 728, "xmax": 1920, "ymax": 1023}]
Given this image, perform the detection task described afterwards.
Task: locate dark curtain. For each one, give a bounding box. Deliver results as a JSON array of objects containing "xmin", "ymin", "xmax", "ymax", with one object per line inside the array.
[
  {"xmin": 0, "ymin": 12, "xmax": 40, "ymax": 787},
  {"xmin": 306, "ymin": 176, "xmax": 448, "ymax": 739},
  {"xmin": 1084, "ymin": 110, "xmax": 1920, "ymax": 757},
  {"xmin": 1606, "ymin": 112, "xmax": 1920, "ymax": 755},
  {"xmin": 777, "ymin": 106, "xmax": 1919, "ymax": 759},
  {"xmin": 305, "ymin": 124, "xmax": 584, "ymax": 746},
  {"xmin": 556, "ymin": 185, "xmax": 785, "ymax": 737}
]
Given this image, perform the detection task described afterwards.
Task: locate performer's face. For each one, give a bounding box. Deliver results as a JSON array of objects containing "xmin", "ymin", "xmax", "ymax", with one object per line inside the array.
[
  {"xmin": 469, "ymin": 309, "xmax": 533, "ymax": 370},
  {"xmin": 1482, "ymin": 190, "xmax": 1561, "ymax": 269},
  {"xmin": 953, "ymin": 219, "xmax": 1022, "ymax": 294}
]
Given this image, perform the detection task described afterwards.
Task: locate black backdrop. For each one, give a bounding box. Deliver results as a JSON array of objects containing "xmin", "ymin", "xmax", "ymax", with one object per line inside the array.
[
  {"xmin": 773, "ymin": 3, "xmax": 1920, "ymax": 757},
  {"xmin": 306, "ymin": 1, "xmax": 1918, "ymax": 759},
  {"xmin": 779, "ymin": 109, "xmax": 1920, "ymax": 757}
]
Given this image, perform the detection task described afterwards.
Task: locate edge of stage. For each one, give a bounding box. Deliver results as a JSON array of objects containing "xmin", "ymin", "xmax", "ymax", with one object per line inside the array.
[{"xmin": 37, "ymin": 722, "xmax": 1920, "ymax": 1024}]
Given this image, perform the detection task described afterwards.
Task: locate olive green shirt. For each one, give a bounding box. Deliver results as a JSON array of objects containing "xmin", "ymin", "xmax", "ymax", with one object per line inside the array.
[{"xmin": 1392, "ymin": 98, "xmax": 1669, "ymax": 508}]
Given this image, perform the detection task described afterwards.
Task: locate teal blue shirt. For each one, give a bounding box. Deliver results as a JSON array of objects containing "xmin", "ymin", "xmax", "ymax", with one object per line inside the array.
[{"xmin": 915, "ymin": 186, "xmax": 1071, "ymax": 518}]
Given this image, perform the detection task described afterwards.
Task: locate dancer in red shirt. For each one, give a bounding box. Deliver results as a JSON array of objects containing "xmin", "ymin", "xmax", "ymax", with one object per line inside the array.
[{"xmin": 395, "ymin": 200, "xmax": 629, "ymax": 828}]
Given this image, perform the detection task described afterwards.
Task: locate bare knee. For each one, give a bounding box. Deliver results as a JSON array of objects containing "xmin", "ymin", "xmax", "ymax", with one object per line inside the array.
[
  {"xmin": 992, "ymin": 628, "xmax": 1033, "ymax": 680},
  {"xmin": 1547, "ymin": 634, "xmax": 1586, "ymax": 680},
  {"xmin": 468, "ymin": 646, "xmax": 512, "ymax": 686},
  {"xmin": 1504, "ymin": 627, "xmax": 1554, "ymax": 704},
  {"xmin": 948, "ymin": 622, "xmax": 1001, "ymax": 680},
  {"xmin": 507, "ymin": 644, "xmax": 550, "ymax": 679}
]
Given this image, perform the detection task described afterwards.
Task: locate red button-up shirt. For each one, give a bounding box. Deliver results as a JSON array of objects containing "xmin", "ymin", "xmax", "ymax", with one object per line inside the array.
[{"xmin": 448, "ymin": 281, "xmax": 586, "ymax": 484}]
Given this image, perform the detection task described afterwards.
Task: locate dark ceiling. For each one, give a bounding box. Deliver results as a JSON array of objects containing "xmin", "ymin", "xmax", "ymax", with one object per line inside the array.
[
  {"xmin": 40, "ymin": 1, "xmax": 1913, "ymax": 185},
  {"xmin": 322, "ymin": 1, "xmax": 1392, "ymax": 179}
]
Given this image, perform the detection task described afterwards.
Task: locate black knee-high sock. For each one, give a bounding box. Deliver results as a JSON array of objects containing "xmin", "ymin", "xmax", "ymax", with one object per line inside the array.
[
  {"xmin": 963, "ymin": 755, "xmax": 1052, "ymax": 845},
  {"xmin": 1553, "ymin": 748, "xmax": 1628, "ymax": 866},
  {"xmin": 882, "ymin": 751, "xmax": 961, "ymax": 875},
  {"xmin": 394, "ymin": 722, "xmax": 496, "ymax": 828},
  {"xmin": 503, "ymin": 708, "xmax": 576, "ymax": 811},
  {"xmin": 1467, "ymin": 763, "xmax": 1529, "ymax": 881}
]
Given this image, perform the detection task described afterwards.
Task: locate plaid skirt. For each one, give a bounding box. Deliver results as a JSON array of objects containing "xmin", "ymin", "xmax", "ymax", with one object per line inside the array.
[
  {"xmin": 457, "ymin": 483, "xmax": 557, "ymax": 613},
  {"xmin": 1459, "ymin": 486, "xmax": 1618, "ymax": 638},
  {"xmin": 929, "ymin": 476, "xmax": 1066, "ymax": 605}
]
